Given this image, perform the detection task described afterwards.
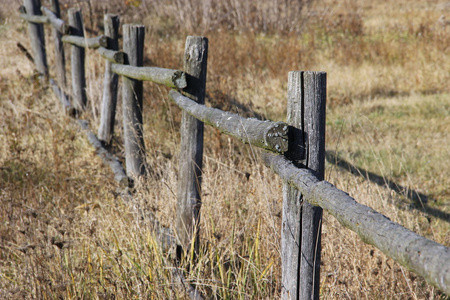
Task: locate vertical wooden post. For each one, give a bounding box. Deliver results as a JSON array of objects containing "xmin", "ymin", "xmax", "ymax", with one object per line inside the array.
[
  {"xmin": 98, "ymin": 14, "xmax": 120, "ymax": 145},
  {"xmin": 68, "ymin": 8, "xmax": 87, "ymax": 111},
  {"xmin": 24, "ymin": 0, "xmax": 48, "ymax": 78},
  {"xmin": 282, "ymin": 71, "xmax": 305, "ymax": 299},
  {"xmin": 300, "ymin": 71, "xmax": 326, "ymax": 300},
  {"xmin": 176, "ymin": 36, "xmax": 208, "ymax": 257},
  {"xmin": 50, "ymin": 0, "xmax": 66, "ymax": 87},
  {"xmin": 283, "ymin": 71, "xmax": 326, "ymax": 300},
  {"xmin": 122, "ymin": 24, "xmax": 146, "ymax": 178}
]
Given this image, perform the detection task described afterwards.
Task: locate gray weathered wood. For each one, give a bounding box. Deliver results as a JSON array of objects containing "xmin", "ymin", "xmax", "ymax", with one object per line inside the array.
[
  {"xmin": 169, "ymin": 90, "xmax": 288, "ymax": 153},
  {"xmin": 262, "ymin": 152, "xmax": 450, "ymax": 295},
  {"xmin": 176, "ymin": 36, "xmax": 208, "ymax": 256},
  {"xmin": 77, "ymin": 118, "xmax": 203, "ymax": 300},
  {"xmin": 20, "ymin": 13, "xmax": 48, "ymax": 24},
  {"xmin": 97, "ymin": 47, "xmax": 124, "ymax": 64},
  {"xmin": 49, "ymin": 78, "xmax": 75, "ymax": 116},
  {"xmin": 299, "ymin": 71, "xmax": 326, "ymax": 300},
  {"xmin": 98, "ymin": 14, "xmax": 120, "ymax": 145},
  {"xmin": 49, "ymin": 0, "xmax": 66, "ymax": 88},
  {"xmin": 79, "ymin": 117, "xmax": 204, "ymax": 300},
  {"xmin": 122, "ymin": 24, "xmax": 146, "ymax": 178},
  {"xmin": 281, "ymin": 71, "xmax": 304, "ymax": 299},
  {"xmin": 111, "ymin": 64, "xmax": 187, "ymax": 89},
  {"xmin": 41, "ymin": 6, "xmax": 68, "ymax": 34},
  {"xmin": 68, "ymin": 8, "xmax": 87, "ymax": 111},
  {"xmin": 62, "ymin": 35, "xmax": 108, "ymax": 49},
  {"xmin": 23, "ymin": 0, "xmax": 48, "ymax": 77}
]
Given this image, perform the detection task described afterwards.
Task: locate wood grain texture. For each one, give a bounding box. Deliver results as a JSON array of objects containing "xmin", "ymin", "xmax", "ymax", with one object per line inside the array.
[
  {"xmin": 299, "ymin": 71, "xmax": 326, "ymax": 300},
  {"xmin": 176, "ymin": 36, "xmax": 208, "ymax": 256},
  {"xmin": 169, "ymin": 90, "xmax": 289, "ymax": 153},
  {"xmin": 49, "ymin": 0, "xmax": 66, "ymax": 88},
  {"xmin": 23, "ymin": 0, "xmax": 48, "ymax": 77},
  {"xmin": 98, "ymin": 14, "xmax": 120, "ymax": 145},
  {"xmin": 62, "ymin": 35, "xmax": 108, "ymax": 49},
  {"xmin": 41, "ymin": 6, "xmax": 68, "ymax": 34},
  {"xmin": 111, "ymin": 64, "xmax": 187, "ymax": 89},
  {"xmin": 262, "ymin": 153, "xmax": 450, "ymax": 295},
  {"xmin": 68, "ymin": 8, "xmax": 87, "ymax": 111},
  {"xmin": 19, "ymin": 13, "xmax": 48, "ymax": 24},
  {"xmin": 122, "ymin": 24, "xmax": 146, "ymax": 178},
  {"xmin": 97, "ymin": 47, "xmax": 124, "ymax": 64},
  {"xmin": 281, "ymin": 71, "xmax": 304, "ymax": 300}
]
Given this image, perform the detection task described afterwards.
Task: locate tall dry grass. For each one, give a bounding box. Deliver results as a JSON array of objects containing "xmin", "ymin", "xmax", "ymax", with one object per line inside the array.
[{"xmin": 0, "ymin": 0, "xmax": 449, "ymax": 299}]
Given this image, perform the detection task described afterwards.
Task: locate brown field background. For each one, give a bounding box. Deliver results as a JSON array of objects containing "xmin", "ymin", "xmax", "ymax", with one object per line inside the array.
[{"xmin": 0, "ymin": 0, "xmax": 449, "ymax": 299}]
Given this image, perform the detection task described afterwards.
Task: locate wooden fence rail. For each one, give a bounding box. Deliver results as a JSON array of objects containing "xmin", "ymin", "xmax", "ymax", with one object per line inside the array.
[
  {"xmin": 169, "ymin": 90, "xmax": 289, "ymax": 154},
  {"xmin": 19, "ymin": 1, "xmax": 450, "ymax": 298},
  {"xmin": 262, "ymin": 152, "xmax": 450, "ymax": 295}
]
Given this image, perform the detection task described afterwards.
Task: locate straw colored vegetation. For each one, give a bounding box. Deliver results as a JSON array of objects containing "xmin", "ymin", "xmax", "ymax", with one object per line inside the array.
[{"xmin": 0, "ymin": 0, "xmax": 449, "ymax": 298}]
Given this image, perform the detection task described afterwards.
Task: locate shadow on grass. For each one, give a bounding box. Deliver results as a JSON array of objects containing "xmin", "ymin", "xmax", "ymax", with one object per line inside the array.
[{"xmin": 325, "ymin": 151, "xmax": 450, "ymax": 224}]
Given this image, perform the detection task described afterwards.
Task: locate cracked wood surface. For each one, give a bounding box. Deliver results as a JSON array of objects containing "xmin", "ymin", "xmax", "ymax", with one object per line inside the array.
[{"xmin": 263, "ymin": 152, "xmax": 450, "ymax": 295}]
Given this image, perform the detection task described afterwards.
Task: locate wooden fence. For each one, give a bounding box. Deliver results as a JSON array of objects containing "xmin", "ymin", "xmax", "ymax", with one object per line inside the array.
[{"xmin": 19, "ymin": 0, "xmax": 450, "ymax": 298}]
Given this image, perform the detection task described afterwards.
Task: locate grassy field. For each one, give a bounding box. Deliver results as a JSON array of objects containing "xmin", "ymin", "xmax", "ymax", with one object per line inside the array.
[{"xmin": 0, "ymin": 0, "xmax": 449, "ymax": 299}]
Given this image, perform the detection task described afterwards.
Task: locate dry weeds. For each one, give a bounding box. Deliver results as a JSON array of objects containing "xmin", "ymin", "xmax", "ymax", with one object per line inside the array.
[{"xmin": 0, "ymin": 0, "xmax": 449, "ymax": 299}]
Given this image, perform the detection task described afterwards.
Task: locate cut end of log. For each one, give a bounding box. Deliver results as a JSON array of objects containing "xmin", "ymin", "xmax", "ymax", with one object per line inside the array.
[
  {"xmin": 98, "ymin": 35, "xmax": 108, "ymax": 48},
  {"xmin": 265, "ymin": 122, "xmax": 289, "ymax": 153},
  {"xmin": 172, "ymin": 70, "xmax": 187, "ymax": 89},
  {"xmin": 113, "ymin": 51, "xmax": 125, "ymax": 64}
]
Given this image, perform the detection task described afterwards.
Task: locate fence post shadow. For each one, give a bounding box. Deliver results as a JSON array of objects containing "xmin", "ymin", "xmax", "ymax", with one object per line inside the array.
[{"xmin": 325, "ymin": 150, "xmax": 450, "ymax": 223}]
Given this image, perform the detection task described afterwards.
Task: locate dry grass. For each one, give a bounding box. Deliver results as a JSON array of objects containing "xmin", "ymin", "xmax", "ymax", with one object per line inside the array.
[{"xmin": 1, "ymin": 0, "xmax": 449, "ymax": 299}]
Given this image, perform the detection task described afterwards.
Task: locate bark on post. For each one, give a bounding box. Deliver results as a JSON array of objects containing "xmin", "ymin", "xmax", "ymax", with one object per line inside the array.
[
  {"xmin": 176, "ymin": 36, "xmax": 208, "ymax": 258},
  {"xmin": 122, "ymin": 24, "xmax": 146, "ymax": 178},
  {"xmin": 282, "ymin": 71, "xmax": 326, "ymax": 300},
  {"xmin": 98, "ymin": 14, "xmax": 120, "ymax": 145},
  {"xmin": 23, "ymin": 0, "xmax": 48, "ymax": 78},
  {"xmin": 281, "ymin": 71, "xmax": 305, "ymax": 299},
  {"xmin": 68, "ymin": 8, "xmax": 87, "ymax": 111},
  {"xmin": 300, "ymin": 71, "xmax": 326, "ymax": 300},
  {"xmin": 50, "ymin": 0, "xmax": 66, "ymax": 87}
]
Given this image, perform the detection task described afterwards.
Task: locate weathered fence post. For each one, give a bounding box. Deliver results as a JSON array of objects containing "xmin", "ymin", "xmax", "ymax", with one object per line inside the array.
[
  {"xmin": 176, "ymin": 36, "xmax": 208, "ymax": 258},
  {"xmin": 300, "ymin": 71, "xmax": 326, "ymax": 300},
  {"xmin": 282, "ymin": 71, "xmax": 304, "ymax": 299},
  {"xmin": 283, "ymin": 71, "xmax": 326, "ymax": 300},
  {"xmin": 23, "ymin": 0, "xmax": 48, "ymax": 78},
  {"xmin": 68, "ymin": 8, "xmax": 87, "ymax": 111},
  {"xmin": 98, "ymin": 14, "xmax": 120, "ymax": 145},
  {"xmin": 50, "ymin": 0, "xmax": 66, "ymax": 87},
  {"xmin": 122, "ymin": 24, "xmax": 146, "ymax": 178}
]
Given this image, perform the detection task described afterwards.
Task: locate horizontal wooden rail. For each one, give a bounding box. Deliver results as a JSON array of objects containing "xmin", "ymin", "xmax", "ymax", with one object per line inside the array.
[
  {"xmin": 169, "ymin": 90, "xmax": 289, "ymax": 153},
  {"xmin": 20, "ymin": 12, "xmax": 48, "ymax": 23},
  {"xmin": 41, "ymin": 6, "xmax": 68, "ymax": 34},
  {"xmin": 97, "ymin": 47, "xmax": 124, "ymax": 64},
  {"xmin": 111, "ymin": 64, "xmax": 187, "ymax": 89},
  {"xmin": 62, "ymin": 34, "xmax": 108, "ymax": 49},
  {"xmin": 262, "ymin": 152, "xmax": 450, "ymax": 295}
]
